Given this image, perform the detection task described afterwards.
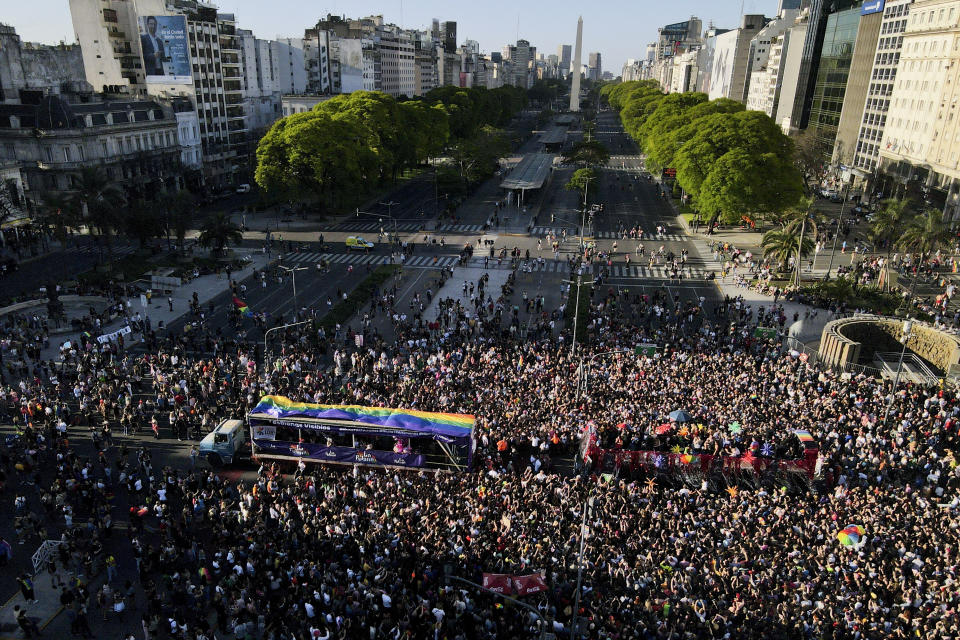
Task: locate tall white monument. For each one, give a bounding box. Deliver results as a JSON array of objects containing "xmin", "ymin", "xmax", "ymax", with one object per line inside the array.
[{"xmin": 569, "ymin": 16, "xmax": 583, "ymax": 112}]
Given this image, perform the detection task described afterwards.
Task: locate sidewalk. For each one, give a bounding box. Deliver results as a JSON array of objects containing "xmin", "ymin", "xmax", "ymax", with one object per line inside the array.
[
  {"xmin": 42, "ymin": 254, "xmax": 272, "ymax": 361},
  {"xmin": 659, "ymin": 190, "xmax": 832, "ymax": 346},
  {"xmin": 0, "ymin": 565, "xmax": 66, "ymax": 640}
]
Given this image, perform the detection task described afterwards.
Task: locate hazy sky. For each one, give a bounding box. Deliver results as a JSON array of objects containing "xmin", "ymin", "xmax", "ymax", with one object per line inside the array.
[{"xmin": 8, "ymin": 0, "xmax": 781, "ymax": 73}]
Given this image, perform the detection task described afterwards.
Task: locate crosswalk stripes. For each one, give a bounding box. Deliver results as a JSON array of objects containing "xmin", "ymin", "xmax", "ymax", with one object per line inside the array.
[{"xmin": 435, "ymin": 223, "xmax": 483, "ymax": 233}]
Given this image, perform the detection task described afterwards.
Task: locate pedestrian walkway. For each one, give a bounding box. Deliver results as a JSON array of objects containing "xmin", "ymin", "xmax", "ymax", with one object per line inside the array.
[
  {"xmin": 324, "ymin": 221, "xmax": 493, "ymax": 235},
  {"xmin": 0, "ymin": 559, "xmax": 67, "ymax": 639},
  {"xmin": 279, "ymin": 252, "xmax": 462, "ymax": 269},
  {"xmin": 458, "ymin": 256, "xmax": 714, "ymax": 280},
  {"xmin": 42, "ymin": 254, "xmax": 272, "ymax": 361}
]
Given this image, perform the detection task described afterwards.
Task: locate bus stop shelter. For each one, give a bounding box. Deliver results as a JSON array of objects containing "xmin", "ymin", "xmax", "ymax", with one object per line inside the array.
[{"xmin": 499, "ymin": 153, "xmax": 556, "ymax": 206}]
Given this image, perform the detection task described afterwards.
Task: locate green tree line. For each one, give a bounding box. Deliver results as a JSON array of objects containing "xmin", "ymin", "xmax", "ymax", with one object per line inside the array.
[
  {"xmin": 255, "ymin": 86, "xmax": 528, "ymax": 210},
  {"xmin": 600, "ymin": 80, "xmax": 804, "ymax": 231}
]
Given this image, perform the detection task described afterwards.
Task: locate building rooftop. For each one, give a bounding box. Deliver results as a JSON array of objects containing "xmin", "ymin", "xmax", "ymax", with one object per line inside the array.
[{"xmin": 500, "ymin": 153, "xmax": 556, "ymax": 190}]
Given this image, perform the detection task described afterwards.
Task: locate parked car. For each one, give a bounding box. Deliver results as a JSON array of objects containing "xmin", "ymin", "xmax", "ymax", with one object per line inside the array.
[{"xmin": 236, "ymin": 184, "xmax": 251, "ymax": 194}]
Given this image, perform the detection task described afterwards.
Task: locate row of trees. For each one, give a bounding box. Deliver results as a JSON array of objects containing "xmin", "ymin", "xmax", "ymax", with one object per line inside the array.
[
  {"xmin": 40, "ymin": 167, "xmax": 244, "ymax": 258},
  {"xmin": 39, "ymin": 167, "xmax": 198, "ymax": 255},
  {"xmin": 601, "ymin": 80, "xmax": 805, "ymax": 231},
  {"xmin": 255, "ymin": 86, "xmax": 528, "ymax": 209}
]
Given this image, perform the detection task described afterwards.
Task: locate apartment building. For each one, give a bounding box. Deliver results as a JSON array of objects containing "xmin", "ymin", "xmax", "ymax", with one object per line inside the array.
[
  {"xmin": 852, "ymin": 0, "xmax": 912, "ymax": 177},
  {"xmin": 880, "ymin": 0, "xmax": 960, "ymax": 218}
]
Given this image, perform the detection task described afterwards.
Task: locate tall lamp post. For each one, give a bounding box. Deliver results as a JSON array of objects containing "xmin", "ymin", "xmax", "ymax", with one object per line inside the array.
[
  {"xmin": 278, "ymin": 265, "xmax": 307, "ymax": 319},
  {"xmin": 883, "ymin": 319, "xmax": 914, "ymax": 426},
  {"xmin": 825, "ymin": 181, "xmax": 851, "ymax": 279},
  {"xmin": 263, "ymin": 319, "xmax": 310, "ymax": 366},
  {"xmin": 571, "ymin": 496, "xmax": 595, "ymax": 639}
]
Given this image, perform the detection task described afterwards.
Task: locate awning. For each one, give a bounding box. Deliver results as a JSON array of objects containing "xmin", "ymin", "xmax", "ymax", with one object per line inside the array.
[
  {"xmin": 539, "ymin": 128, "xmax": 566, "ymax": 144},
  {"xmin": 500, "ymin": 153, "xmax": 556, "ymax": 191}
]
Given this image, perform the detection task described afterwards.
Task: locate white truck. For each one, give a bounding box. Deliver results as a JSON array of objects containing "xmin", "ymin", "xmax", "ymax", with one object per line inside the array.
[{"xmin": 197, "ymin": 419, "xmax": 250, "ymax": 467}]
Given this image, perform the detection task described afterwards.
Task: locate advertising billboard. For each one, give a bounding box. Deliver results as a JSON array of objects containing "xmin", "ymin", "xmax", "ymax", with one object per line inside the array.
[
  {"xmin": 138, "ymin": 15, "xmax": 191, "ymax": 84},
  {"xmin": 861, "ymin": 0, "xmax": 885, "ymax": 15}
]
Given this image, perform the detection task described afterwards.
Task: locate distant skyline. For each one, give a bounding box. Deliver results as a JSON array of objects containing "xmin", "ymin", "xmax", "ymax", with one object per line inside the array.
[{"xmin": 8, "ymin": 0, "xmax": 781, "ymax": 74}]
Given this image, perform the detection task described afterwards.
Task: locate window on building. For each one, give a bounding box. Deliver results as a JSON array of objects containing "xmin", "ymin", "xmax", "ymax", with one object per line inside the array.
[{"xmin": 63, "ymin": 147, "xmax": 71, "ymax": 162}]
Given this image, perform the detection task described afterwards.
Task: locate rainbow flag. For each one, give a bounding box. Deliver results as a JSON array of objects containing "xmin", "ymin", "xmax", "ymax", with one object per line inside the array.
[
  {"xmin": 232, "ymin": 296, "xmax": 254, "ymax": 318},
  {"xmin": 250, "ymin": 395, "xmax": 475, "ymax": 439},
  {"xmin": 793, "ymin": 429, "xmax": 814, "ymax": 443}
]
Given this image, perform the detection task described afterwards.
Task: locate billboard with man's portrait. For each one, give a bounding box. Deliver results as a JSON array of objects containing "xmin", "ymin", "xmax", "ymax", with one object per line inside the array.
[{"xmin": 138, "ymin": 15, "xmax": 191, "ymax": 84}]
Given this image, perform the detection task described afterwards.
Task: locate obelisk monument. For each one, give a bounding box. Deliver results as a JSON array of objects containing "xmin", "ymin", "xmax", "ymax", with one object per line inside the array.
[{"xmin": 569, "ymin": 16, "xmax": 583, "ymax": 112}]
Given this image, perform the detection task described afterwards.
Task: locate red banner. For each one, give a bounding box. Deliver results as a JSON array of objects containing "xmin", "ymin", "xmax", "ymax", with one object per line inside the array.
[
  {"xmin": 512, "ymin": 573, "xmax": 547, "ymax": 596},
  {"xmin": 482, "ymin": 573, "xmax": 512, "ymax": 595}
]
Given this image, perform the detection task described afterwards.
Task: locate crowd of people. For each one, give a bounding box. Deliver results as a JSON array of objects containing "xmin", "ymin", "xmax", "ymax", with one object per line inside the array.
[{"xmin": 2, "ymin": 242, "xmax": 960, "ymax": 640}]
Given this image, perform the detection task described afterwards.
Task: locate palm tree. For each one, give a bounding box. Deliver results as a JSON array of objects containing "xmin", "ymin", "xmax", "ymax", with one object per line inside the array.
[
  {"xmin": 40, "ymin": 193, "xmax": 80, "ymax": 245},
  {"xmin": 159, "ymin": 191, "xmax": 196, "ymax": 252},
  {"xmin": 781, "ymin": 197, "xmax": 827, "ymax": 240},
  {"xmin": 868, "ymin": 198, "xmax": 912, "ymax": 290},
  {"xmin": 895, "ymin": 208, "xmax": 954, "ymax": 303},
  {"xmin": 198, "ymin": 213, "xmax": 243, "ymax": 256},
  {"xmin": 71, "ymin": 167, "xmax": 125, "ymax": 258},
  {"xmin": 762, "ymin": 228, "xmax": 814, "ymax": 274}
]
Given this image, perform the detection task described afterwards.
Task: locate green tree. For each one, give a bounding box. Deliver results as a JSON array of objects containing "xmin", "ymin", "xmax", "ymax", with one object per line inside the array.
[
  {"xmin": 895, "ymin": 208, "xmax": 955, "ymax": 301},
  {"xmin": 40, "ymin": 192, "xmax": 80, "ymax": 244},
  {"xmin": 71, "ymin": 167, "xmax": 125, "ymax": 254},
  {"xmin": 791, "ymin": 128, "xmax": 830, "ymax": 195},
  {"xmin": 124, "ymin": 202, "xmax": 165, "ymax": 248},
  {"xmin": 562, "ymin": 140, "xmax": 610, "ymax": 167},
  {"xmin": 565, "ymin": 168, "xmax": 598, "ymax": 206},
  {"xmin": 645, "ymin": 98, "xmax": 745, "ymax": 173},
  {"xmin": 761, "ymin": 227, "xmax": 813, "ymax": 273},
  {"xmin": 450, "ymin": 126, "xmax": 509, "ymax": 185},
  {"xmin": 634, "ymin": 92, "xmax": 707, "ymax": 151},
  {"xmin": 255, "ymin": 110, "xmax": 377, "ymax": 209},
  {"xmin": 695, "ymin": 148, "xmax": 804, "ymax": 231},
  {"xmin": 160, "ymin": 191, "xmax": 197, "ymax": 252},
  {"xmin": 198, "ymin": 213, "xmax": 243, "ymax": 256},
  {"xmin": 869, "ymin": 198, "xmax": 912, "ymax": 288},
  {"xmin": 316, "ymin": 91, "xmax": 404, "ymax": 180}
]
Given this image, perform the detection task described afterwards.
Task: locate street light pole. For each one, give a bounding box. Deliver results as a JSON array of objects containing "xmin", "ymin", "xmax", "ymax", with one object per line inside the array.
[
  {"xmin": 825, "ymin": 182, "xmax": 850, "ymax": 279},
  {"xmin": 263, "ymin": 319, "xmax": 310, "ymax": 366},
  {"xmin": 443, "ymin": 574, "xmax": 548, "ymax": 640},
  {"xmin": 571, "ymin": 497, "xmax": 594, "ymax": 639},
  {"xmin": 883, "ymin": 319, "xmax": 913, "ymax": 427},
  {"xmin": 278, "ymin": 265, "xmax": 306, "ymax": 319}
]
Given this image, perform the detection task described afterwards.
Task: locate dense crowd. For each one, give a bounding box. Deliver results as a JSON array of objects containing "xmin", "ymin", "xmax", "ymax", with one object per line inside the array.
[{"xmin": 3, "ymin": 266, "xmax": 960, "ymax": 640}]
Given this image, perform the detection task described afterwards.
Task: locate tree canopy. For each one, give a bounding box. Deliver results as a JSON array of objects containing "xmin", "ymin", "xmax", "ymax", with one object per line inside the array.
[
  {"xmin": 255, "ymin": 86, "xmax": 526, "ymax": 209},
  {"xmin": 563, "ymin": 140, "xmax": 610, "ymax": 167},
  {"xmin": 604, "ymin": 82, "xmax": 806, "ymax": 231}
]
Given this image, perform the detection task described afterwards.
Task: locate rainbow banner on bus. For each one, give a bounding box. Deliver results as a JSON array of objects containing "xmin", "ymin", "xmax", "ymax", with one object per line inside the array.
[{"xmin": 249, "ymin": 396, "xmax": 475, "ymax": 440}]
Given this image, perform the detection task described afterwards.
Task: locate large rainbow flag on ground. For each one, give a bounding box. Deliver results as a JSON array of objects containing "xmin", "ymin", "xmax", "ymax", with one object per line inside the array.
[
  {"xmin": 232, "ymin": 296, "xmax": 254, "ymax": 318},
  {"xmin": 249, "ymin": 395, "xmax": 474, "ymax": 440}
]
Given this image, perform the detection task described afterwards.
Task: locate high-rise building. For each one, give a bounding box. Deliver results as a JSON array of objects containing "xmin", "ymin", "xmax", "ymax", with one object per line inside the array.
[
  {"xmin": 588, "ymin": 52, "xmax": 602, "ymax": 81},
  {"xmin": 503, "ymin": 39, "xmax": 535, "ymax": 89},
  {"xmin": 655, "ymin": 18, "xmax": 703, "ymax": 62},
  {"xmin": 69, "ymin": 0, "xmax": 262, "ymax": 188},
  {"xmin": 441, "ymin": 21, "xmax": 457, "ymax": 54},
  {"xmin": 745, "ymin": 10, "xmax": 800, "ymax": 116},
  {"xmin": 881, "ymin": 0, "xmax": 960, "ymax": 220},
  {"xmin": 784, "ymin": 0, "xmax": 859, "ymax": 132},
  {"xmin": 0, "ymin": 23, "xmax": 87, "ymax": 104},
  {"xmin": 851, "ymin": 0, "xmax": 911, "ymax": 178},
  {"xmin": 832, "ymin": 5, "xmax": 884, "ymax": 170},
  {"xmin": 558, "ymin": 44, "xmax": 571, "ymax": 76},
  {"xmin": 377, "ymin": 29, "xmax": 415, "ymax": 97},
  {"xmin": 807, "ymin": 7, "xmax": 862, "ymax": 164},
  {"xmin": 708, "ymin": 15, "xmax": 769, "ymax": 102}
]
